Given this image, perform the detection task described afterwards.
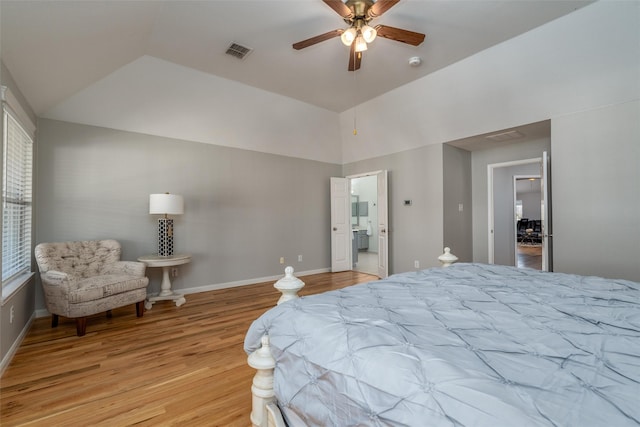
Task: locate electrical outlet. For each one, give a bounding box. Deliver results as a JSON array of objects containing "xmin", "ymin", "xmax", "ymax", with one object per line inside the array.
[
  {"xmin": 171, "ymin": 268, "xmax": 178, "ymax": 277},
  {"xmin": 298, "ymin": 255, "xmax": 303, "ymax": 262},
  {"xmin": 279, "ymin": 257, "xmax": 285, "ymax": 264},
  {"xmin": 10, "ymin": 305, "xmax": 15, "ymax": 324},
  {"xmin": 414, "ymin": 260, "xmax": 420, "ymax": 269}
]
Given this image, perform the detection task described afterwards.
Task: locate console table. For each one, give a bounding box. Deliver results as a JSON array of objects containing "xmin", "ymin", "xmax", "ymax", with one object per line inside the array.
[{"xmin": 138, "ymin": 253, "xmax": 191, "ymax": 309}]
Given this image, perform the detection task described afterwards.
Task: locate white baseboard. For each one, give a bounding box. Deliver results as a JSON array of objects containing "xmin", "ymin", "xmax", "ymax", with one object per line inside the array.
[
  {"xmin": 35, "ymin": 308, "xmax": 50, "ymax": 318},
  {"xmin": 0, "ymin": 312, "xmax": 35, "ymax": 377},
  {"xmin": 180, "ymin": 267, "xmax": 330, "ymax": 295}
]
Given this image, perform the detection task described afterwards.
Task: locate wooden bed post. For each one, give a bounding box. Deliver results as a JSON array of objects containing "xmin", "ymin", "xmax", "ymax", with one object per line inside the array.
[
  {"xmin": 246, "ymin": 267, "xmax": 305, "ymax": 427},
  {"xmin": 438, "ymin": 247, "xmax": 458, "ymax": 267},
  {"xmin": 248, "ymin": 335, "xmax": 277, "ymax": 427}
]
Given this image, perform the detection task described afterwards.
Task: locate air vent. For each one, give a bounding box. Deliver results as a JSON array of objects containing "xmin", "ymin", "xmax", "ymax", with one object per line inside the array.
[
  {"xmin": 485, "ymin": 130, "xmax": 524, "ymax": 142},
  {"xmin": 225, "ymin": 42, "xmax": 253, "ymax": 60}
]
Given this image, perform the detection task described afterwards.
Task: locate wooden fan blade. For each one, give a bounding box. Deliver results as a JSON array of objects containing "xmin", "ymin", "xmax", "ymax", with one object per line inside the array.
[
  {"xmin": 367, "ymin": 0, "xmax": 399, "ymax": 19},
  {"xmin": 375, "ymin": 25, "xmax": 425, "ymax": 46},
  {"xmin": 323, "ymin": 0, "xmax": 354, "ymax": 19},
  {"xmin": 293, "ymin": 29, "xmax": 343, "ymax": 50},
  {"xmin": 348, "ymin": 43, "xmax": 362, "ymax": 71}
]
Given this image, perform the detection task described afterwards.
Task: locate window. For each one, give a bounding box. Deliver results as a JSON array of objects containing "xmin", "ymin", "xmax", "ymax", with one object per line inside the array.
[{"xmin": 2, "ymin": 90, "xmax": 34, "ymax": 286}]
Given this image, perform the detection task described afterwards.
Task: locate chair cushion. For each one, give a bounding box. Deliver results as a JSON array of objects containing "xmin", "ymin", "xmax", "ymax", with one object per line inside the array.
[{"xmin": 70, "ymin": 275, "xmax": 148, "ymax": 304}]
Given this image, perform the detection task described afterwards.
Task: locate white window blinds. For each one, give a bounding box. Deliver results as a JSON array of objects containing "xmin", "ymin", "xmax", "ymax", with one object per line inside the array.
[{"xmin": 2, "ymin": 106, "xmax": 33, "ymax": 284}]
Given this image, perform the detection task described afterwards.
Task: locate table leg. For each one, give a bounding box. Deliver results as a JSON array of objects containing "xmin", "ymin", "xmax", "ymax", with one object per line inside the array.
[
  {"xmin": 145, "ymin": 266, "xmax": 187, "ymax": 308},
  {"xmin": 159, "ymin": 266, "xmax": 173, "ymax": 296}
]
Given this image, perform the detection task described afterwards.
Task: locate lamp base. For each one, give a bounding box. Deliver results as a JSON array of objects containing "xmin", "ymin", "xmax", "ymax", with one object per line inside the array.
[{"xmin": 158, "ymin": 218, "xmax": 174, "ymax": 256}]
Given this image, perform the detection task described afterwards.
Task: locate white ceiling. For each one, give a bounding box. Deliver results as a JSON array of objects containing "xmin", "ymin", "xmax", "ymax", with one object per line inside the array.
[{"xmin": 1, "ymin": 0, "xmax": 593, "ymax": 116}]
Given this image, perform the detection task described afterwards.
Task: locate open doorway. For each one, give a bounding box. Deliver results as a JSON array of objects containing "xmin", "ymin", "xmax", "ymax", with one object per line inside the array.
[
  {"xmin": 330, "ymin": 170, "xmax": 389, "ymax": 278},
  {"xmin": 488, "ymin": 153, "xmax": 551, "ymax": 271},
  {"xmin": 350, "ymin": 175, "xmax": 378, "ymax": 275}
]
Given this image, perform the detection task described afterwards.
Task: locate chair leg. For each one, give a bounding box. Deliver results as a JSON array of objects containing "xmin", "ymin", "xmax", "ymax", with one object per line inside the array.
[
  {"xmin": 51, "ymin": 314, "xmax": 59, "ymax": 328},
  {"xmin": 136, "ymin": 301, "xmax": 144, "ymax": 317},
  {"xmin": 76, "ymin": 317, "xmax": 87, "ymax": 336}
]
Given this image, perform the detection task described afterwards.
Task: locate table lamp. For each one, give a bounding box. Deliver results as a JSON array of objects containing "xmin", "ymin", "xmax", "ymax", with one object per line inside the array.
[{"xmin": 149, "ymin": 193, "xmax": 184, "ymax": 256}]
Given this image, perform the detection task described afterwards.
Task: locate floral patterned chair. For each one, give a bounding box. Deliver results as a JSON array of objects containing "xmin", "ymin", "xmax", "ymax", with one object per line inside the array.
[{"xmin": 34, "ymin": 239, "xmax": 149, "ymax": 336}]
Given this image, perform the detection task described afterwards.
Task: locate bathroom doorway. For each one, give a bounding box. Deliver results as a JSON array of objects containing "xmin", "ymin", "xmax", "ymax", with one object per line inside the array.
[
  {"xmin": 350, "ymin": 174, "xmax": 378, "ymax": 275},
  {"xmin": 330, "ymin": 170, "xmax": 388, "ymax": 278}
]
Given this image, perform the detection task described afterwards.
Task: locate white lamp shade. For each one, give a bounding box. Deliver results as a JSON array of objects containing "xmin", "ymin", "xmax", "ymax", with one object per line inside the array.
[
  {"xmin": 149, "ymin": 193, "xmax": 184, "ymax": 215},
  {"xmin": 341, "ymin": 27, "xmax": 357, "ymax": 46},
  {"xmin": 354, "ymin": 35, "xmax": 368, "ymax": 52},
  {"xmin": 361, "ymin": 25, "xmax": 377, "ymax": 43}
]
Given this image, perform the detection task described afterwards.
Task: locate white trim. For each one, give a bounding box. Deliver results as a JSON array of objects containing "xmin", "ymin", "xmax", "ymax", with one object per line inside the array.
[
  {"xmin": 345, "ymin": 170, "xmax": 384, "ymax": 180},
  {"xmin": 0, "ymin": 311, "xmax": 35, "ymax": 376},
  {"xmin": 35, "ymin": 308, "xmax": 50, "ymax": 318},
  {"xmin": 179, "ymin": 268, "xmax": 331, "ymax": 296},
  {"xmin": 487, "ymin": 157, "xmax": 541, "ymax": 264},
  {"xmin": 513, "ymin": 174, "xmax": 541, "ymax": 266}
]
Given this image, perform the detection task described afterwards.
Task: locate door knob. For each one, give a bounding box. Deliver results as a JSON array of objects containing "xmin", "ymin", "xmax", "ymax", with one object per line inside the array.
[
  {"xmin": 381, "ymin": 229, "xmax": 386, "ymax": 233},
  {"xmin": 333, "ymin": 227, "xmax": 337, "ymax": 231}
]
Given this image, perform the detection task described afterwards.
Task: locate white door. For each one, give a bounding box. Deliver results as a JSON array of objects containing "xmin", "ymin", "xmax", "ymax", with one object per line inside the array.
[
  {"xmin": 377, "ymin": 170, "xmax": 389, "ymax": 278},
  {"xmin": 541, "ymin": 151, "xmax": 553, "ymax": 271},
  {"xmin": 330, "ymin": 177, "xmax": 351, "ymax": 272}
]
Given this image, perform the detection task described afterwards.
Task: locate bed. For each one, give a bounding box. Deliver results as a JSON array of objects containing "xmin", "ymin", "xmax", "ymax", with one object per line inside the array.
[{"xmin": 244, "ymin": 263, "xmax": 640, "ymax": 427}]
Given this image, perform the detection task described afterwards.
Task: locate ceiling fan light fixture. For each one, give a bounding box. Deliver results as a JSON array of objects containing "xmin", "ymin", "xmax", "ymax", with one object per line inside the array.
[
  {"xmin": 341, "ymin": 27, "xmax": 357, "ymax": 46},
  {"xmin": 354, "ymin": 35, "xmax": 368, "ymax": 52},
  {"xmin": 361, "ymin": 25, "xmax": 377, "ymax": 43}
]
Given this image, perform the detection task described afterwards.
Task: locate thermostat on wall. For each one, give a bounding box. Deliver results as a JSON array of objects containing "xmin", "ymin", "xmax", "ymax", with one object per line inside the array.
[{"xmin": 404, "ymin": 200, "xmax": 412, "ymax": 206}]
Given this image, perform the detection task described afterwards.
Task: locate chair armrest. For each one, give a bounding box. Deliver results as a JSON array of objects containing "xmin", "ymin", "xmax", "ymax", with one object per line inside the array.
[
  {"xmin": 41, "ymin": 270, "xmax": 72, "ymax": 286},
  {"xmin": 40, "ymin": 270, "xmax": 77, "ymax": 300},
  {"xmin": 102, "ymin": 261, "xmax": 147, "ymax": 277}
]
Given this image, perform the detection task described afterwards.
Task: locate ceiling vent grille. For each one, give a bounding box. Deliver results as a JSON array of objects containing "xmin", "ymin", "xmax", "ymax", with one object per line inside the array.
[
  {"xmin": 485, "ymin": 130, "xmax": 524, "ymax": 142},
  {"xmin": 225, "ymin": 42, "xmax": 253, "ymax": 60}
]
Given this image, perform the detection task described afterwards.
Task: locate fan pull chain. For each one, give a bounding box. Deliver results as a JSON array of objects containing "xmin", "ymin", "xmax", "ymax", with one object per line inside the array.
[{"xmin": 353, "ymin": 51, "xmax": 358, "ymax": 136}]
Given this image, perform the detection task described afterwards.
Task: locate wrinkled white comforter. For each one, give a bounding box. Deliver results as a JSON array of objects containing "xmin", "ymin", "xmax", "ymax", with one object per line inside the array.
[{"xmin": 245, "ymin": 264, "xmax": 640, "ymax": 426}]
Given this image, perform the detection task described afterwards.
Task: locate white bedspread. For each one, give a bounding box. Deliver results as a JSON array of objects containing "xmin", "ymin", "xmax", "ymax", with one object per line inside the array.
[{"xmin": 245, "ymin": 264, "xmax": 640, "ymax": 426}]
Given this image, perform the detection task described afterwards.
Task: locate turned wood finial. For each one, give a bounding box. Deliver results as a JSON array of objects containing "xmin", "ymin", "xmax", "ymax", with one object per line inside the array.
[
  {"xmin": 248, "ymin": 335, "xmax": 276, "ymax": 427},
  {"xmin": 274, "ymin": 266, "xmax": 305, "ymax": 305},
  {"xmin": 438, "ymin": 247, "xmax": 458, "ymax": 267}
]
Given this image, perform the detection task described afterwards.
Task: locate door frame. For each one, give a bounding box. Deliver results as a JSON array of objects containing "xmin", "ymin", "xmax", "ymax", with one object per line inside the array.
[
  {"xmin": 487, "ymin": 157, "xmax": 541, "ymax": 265},
  {"xmin": 340, "ymin": 170, "xmax": 389, "ymax": 278},
  {"xmin": 513, "ymin": 174, "xmax": 541, "ymax": 266}
]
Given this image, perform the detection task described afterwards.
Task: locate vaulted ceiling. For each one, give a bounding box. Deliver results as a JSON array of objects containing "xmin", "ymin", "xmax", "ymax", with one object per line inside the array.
[{"xmin": 2, "ymin": 0, "xmax": 592, "ymax": 117}]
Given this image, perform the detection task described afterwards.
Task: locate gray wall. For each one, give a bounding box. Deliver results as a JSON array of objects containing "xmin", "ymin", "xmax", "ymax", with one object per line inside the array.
[
  {"xmin": 471, "ymin": 138, "xmax": 551, "ymax": 263},
  {"xmin": 442, "ymin": 144, "xmax": 472, "ymax": 262},
  {"xmin": 519, "ymin": 191, "xmax": 541, "ymax": 220},
  {"xmin": 552, "ymin": 101, "xmax": 640, "ymax": 281},
  {"xmin": 34, "ymin": 119, "xmax": 341, "ymax": 309},
  {"xmin": 343, "ymin": 144, "xmax": 444, "ymax": 274}
]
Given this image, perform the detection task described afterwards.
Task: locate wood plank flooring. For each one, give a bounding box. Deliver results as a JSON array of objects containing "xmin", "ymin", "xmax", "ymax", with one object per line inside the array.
[
  {"xmin": 0, "ymin": 270, "xmax": 378, "ymax": 426},
  {"xmin": 517, "ymin": 244, "xmax": 542, "ymax": 270}
]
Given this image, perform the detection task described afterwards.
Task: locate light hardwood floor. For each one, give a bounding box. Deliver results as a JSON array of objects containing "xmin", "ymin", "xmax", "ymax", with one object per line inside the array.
[{"xmin": 0, "ymin": 270, "xmax": 378, "ymax": 426}]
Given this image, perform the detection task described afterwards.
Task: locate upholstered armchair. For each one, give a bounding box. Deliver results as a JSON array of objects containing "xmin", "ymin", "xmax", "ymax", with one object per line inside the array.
[{"xmin": 34, "ymin": 240, "xmax": 149, "ymax": 336}]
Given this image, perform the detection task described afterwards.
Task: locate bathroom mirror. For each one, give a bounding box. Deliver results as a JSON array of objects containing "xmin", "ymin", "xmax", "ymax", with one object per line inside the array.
[{"xmin": 351, "ymin": 195, "xmax": 359, "ymax": 226}]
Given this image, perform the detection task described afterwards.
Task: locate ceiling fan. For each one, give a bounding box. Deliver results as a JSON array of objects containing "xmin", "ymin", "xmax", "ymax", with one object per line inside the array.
[{"xmin": 293, "ymin": 0, "xmax": 425, "ymax": 71}]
